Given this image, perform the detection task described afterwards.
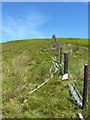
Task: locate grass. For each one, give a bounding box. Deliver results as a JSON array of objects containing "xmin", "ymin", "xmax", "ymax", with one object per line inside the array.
[{"xmin": 2, "ymin": 38, "xmax": 88, "ymax": 118}]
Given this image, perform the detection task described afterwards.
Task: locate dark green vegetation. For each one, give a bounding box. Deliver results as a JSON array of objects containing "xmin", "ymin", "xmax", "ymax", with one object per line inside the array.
[{"xmin": 2, "ymin": 38, "xmax": 88, "ymax": 118}]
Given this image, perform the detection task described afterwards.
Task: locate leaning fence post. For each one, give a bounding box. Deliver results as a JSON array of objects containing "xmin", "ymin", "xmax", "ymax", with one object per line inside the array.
[
  {"xmin": 52, "ymin": 35, "xmax": 59, "ymax": 50},
  {"xmin": 82, "ymin": 64, "xmax": 88, "ymax": 109},
  {"xmin": 52, "ymin": 35, "xmax": 57, "ymax": 42},
  {"xmin": 64, "ymin": 53, "xmax": 68, "ymax": 74}
]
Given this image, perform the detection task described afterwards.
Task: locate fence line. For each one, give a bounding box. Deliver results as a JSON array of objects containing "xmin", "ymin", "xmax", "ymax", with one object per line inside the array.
[
  {"xmin": 28, "ymin": 34, "xmax": 88, "ymax": 117},
  {"xmin": 52, "ymin": 35, "xmax": 88, "ymax": 110}
]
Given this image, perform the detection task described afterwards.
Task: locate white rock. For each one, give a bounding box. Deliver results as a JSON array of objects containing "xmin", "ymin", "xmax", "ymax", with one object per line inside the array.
[{"xmin": 62, "ymin": 73, "xmax": 68, "ymax": 80}]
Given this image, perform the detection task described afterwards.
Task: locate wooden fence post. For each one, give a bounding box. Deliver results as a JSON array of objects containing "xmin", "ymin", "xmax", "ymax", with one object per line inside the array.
[
  {"xmin": 82, "ymin": 64, "xmax": 88, "ymax": 109},
  {"xmin": 60, "ymin": 46, "xmax": 62, "ymax": 65},
  {"xmin": 64, "ymin": 53, "xmax": 68, "ymax": 74},
  {"xmin": 59, "ymin": 46, "xmax": 62, "ymax": 75},
  {"xmin": 52, "ymin": 35, "xmax": 59, "ymax": 50},
  {"xmin": 52, "ymin": 35, "xmax": 56, "ymax": 42}
]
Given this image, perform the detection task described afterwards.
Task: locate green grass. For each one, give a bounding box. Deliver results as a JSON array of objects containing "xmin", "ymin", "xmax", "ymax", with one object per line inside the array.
[{"xmin": 2, "ymin": 38, "xmax": 88, "ymax": 118}]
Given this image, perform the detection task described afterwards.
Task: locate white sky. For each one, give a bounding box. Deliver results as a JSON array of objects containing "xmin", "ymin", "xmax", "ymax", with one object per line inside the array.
[{"xmin": 1, "ymin": 0, "xmax": 89, "ymax": 2}]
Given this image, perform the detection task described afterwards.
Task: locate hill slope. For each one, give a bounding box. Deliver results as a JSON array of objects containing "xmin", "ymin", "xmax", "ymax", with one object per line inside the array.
[{"xmin": 2, "ymin": 38, "xmax": 88, "ymax": 118}]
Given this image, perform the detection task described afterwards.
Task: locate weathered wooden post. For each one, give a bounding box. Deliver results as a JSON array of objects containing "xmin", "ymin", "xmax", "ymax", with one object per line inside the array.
[
  {"xmin": 52, "ymin": 35, "xmax": 56, "ymax": 42},
  {"xmin": 82, "ymin": 64, "xmax": 88, "ymax": 109},
  {"xmin": 59, "ymin": 46, "xmax": 62, "ymax": 75},
  {"xmin": 60, "ymin": 46, "xmax": 62, "ymax": 65},
  {"xmin": 52, "ymin": 35, "xmax": 59, "ymax": 50},
  {"xmin": 64, "ymin": 53, "xmax": 68, "ymax": 74}
]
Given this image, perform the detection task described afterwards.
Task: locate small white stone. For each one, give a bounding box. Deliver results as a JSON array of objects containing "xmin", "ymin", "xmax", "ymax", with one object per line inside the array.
[{"xmin": 62, "ymin": 73, "xmax": 68, "ymax": 80}]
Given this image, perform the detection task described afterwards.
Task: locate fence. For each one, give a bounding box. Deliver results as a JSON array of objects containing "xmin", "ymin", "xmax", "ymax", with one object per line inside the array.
[
  {"xmin": 52, "ymin": 34, "xmax": 88, "ymax": 119},
  {"xmin": 28, "ymin": 35, "xmax": 88, "ymax": 119},
  {"xmin": 52, "ymin": 34, "xmax": 88, "ymax": 110}
]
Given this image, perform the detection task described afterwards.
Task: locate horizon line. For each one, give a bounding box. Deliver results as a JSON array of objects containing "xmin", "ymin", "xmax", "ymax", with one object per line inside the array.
[{"xmin": 1, "ymin": 37, "xmax": 88, "ymax": 44}]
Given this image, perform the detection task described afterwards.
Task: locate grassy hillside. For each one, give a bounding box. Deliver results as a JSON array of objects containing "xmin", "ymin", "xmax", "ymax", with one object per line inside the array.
[{"xmin": 2, "ymin": 38, "xmax": 88, "ymax": 118}]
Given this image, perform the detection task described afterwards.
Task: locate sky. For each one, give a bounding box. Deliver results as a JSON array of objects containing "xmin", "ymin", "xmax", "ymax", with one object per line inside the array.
[{"xmin": 1, "ymin": 2, "xmax": 88, "ymax": 43}]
